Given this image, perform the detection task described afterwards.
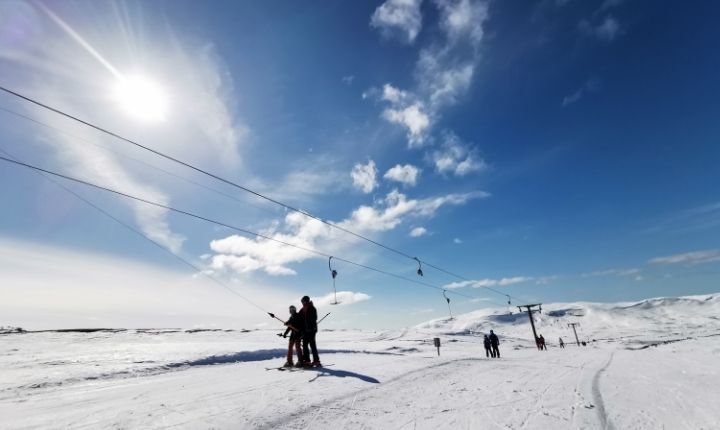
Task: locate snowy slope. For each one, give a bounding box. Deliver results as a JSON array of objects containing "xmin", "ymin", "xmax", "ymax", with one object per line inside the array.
[{"xmin": 1, "ymin": 294, "xmax": 719, "ymax": 429}]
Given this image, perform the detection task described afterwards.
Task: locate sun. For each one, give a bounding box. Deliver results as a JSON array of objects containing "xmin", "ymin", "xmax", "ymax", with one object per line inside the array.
[{"xmin": 112, "ymin": 75, "xmax": 169, "ymax": 122}]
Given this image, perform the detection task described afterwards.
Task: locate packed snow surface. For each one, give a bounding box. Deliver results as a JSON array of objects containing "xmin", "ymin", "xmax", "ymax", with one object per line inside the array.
[{"xmin": 2, "ymin": 294, "xmax": 720, "ymax": 429}]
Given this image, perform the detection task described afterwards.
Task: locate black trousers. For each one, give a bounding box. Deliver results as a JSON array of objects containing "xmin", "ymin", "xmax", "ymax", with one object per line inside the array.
[
  {"xmin": 302, "ymin": 331, "xmax": 320, "ymax": 363},
  {"xmin": 491, "ymin": 344, "xmax": 500, "ymax": 358},
  {"xmin": 485, "ymin": 346, "xmax": 491, "ymax": 357}
]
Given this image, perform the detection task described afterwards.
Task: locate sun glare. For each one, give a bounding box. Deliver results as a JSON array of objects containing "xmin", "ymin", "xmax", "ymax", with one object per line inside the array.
[{"xmin": 112, "ymin": 75, "xmax": 169, "ymax": 122}]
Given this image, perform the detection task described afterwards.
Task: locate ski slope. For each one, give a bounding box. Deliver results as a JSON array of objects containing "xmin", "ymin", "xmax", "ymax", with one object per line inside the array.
[{"xmin": 1, "ymin": 294, "xmax": 719, "ymax": 429}]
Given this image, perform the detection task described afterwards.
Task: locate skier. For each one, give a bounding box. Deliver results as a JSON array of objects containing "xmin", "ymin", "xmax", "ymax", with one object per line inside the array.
[
  {"xmin": 299, "ymin": 295, "xmax": 321, "ymax": 367},
  {"xmin": 489, "ymin": 330, "xmax": 500, "ymax": 358},
  {"xmin": 483, "ymin": 334, "xmax": 493, "ymax": 358},
  {"xmin": 282, "ymin": 305, "xmax": 303, "ymax": 367},
  {"xmin": 559, "ymin": 337, "xmax": 565, "ymax": 348}
]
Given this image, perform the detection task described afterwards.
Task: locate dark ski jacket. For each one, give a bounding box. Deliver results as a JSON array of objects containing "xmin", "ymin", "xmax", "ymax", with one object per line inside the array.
[
  {"xmin": 489, "ymin": 333, "xmax": 499, "ymax": 346},
  {"xmin": 283, "ymin": 312, "xmax": 304, "ymax": 340},
  {"xmin": 300, "ymin": 301, "xmax": 318, "ymax": 333}
]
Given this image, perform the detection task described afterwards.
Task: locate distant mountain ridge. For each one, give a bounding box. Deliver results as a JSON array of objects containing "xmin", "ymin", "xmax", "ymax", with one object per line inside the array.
[{"xmin": 416, "ymin": 293, "xmax": 720, "ymax": 344}]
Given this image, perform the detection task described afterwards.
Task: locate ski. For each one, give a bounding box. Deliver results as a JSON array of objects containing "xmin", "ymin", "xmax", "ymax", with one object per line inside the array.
[{"xmin": 265, "ymin": 363, "xmax": 333, "ymax": 371}]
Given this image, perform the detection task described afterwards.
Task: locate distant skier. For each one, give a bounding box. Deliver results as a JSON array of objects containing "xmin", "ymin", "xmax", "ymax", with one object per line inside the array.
[
  {"xmin": 300, "ymin": 295, "xmax": 321, "ymax": 367},
  {"xmin": 489, "ymin": 330, "xmax": 500, "ymax": 358},
  {"xmin": 483, "ymin": 335, "xmax": 493, "ymax": 358},
  {"xmin": 282, "ymin": 305, "xmax": 303, "ymax": 367},
  {"xmin": 559, "ymin": 337, "xmax": 565, "ymax": 349},
  {"xmin": 538, "ymin": 335, "xmax": 547, "ymax": 350}
]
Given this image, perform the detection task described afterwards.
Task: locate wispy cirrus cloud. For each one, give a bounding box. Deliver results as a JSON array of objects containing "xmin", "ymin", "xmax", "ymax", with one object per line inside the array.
[
  {"xmin": 431, "ymin": 131, "xmax": 487, "ymax": 176},
  {"xmin": 582, "ymin": 267, "xmax": 641, "ymax": 278},
  {"xmin": 562, "ymin": 78, "xmax": 601, "ymax": 107},
  {"xmin": 643, "ymin": 201, "xmax": 720, "ymax": 235},
  {"xmin": 649, "ymin": 250, "xmax": 720, "ymax": 266},
  {"xmin": 443, "ymin": 276, "xmax": 533, "ymax": 289},
  {"xmin": 580, "ymin": 15, "xmax": 621, "ymax": 42}
]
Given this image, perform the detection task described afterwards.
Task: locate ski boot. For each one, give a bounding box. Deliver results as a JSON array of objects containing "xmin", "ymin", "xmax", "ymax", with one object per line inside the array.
[
  {"xmin": 312, "ymin": 361, "xmax": 322, "ymax": 368},
  {"xmin": 283, "ymin": 361, "xmax": 294, "ymax": 368}
]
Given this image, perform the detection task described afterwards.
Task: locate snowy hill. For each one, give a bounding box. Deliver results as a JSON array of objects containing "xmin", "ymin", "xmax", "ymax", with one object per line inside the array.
[
  {"xmin": 417, "ymin": 293, "xmax": 720, "ymax": 344},
  {"xmin": 1, "ymin": 294, "xmax": 719, "ymax": 429}
]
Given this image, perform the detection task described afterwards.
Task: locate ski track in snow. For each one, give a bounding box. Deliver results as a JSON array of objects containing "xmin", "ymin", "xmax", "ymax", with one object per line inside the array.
[
  {"xmin": 2, "ymin": 294, "xmax": 720, "ymax": 429},
  {"xmin": 590, "ymin": 351, "xmax": 614, "ymax": 430}
]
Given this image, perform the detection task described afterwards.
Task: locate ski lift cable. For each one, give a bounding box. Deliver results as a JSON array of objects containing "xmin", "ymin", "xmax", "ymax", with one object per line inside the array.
[
  {"xmin": 0, "ymin": 86, "xmax": 520, "ymax": 301},
  {"xmin": 0, "ymin": 148, "xmax": 273, "ymax": 318},
  {"xmin": 0, "ymin": 106, "xmax": 368, "ymax": 259},
  {"xmin": 0, "ymin": 106, "xmax": 289, "ymax": 219},
  {"xmin": 0, "ymin": 155, "xmax": 477, "ymax": 300}
]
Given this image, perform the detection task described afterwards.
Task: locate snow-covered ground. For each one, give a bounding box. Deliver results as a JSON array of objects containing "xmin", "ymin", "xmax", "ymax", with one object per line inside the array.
[{"xmin": 2, "ymin": 294, "xmax": 719, "ymax": 429}]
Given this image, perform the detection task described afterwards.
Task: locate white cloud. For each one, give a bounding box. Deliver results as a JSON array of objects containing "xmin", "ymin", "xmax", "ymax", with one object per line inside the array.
[
  {"xmin": 209, "ymin": 189, "xmax": 488, "ymax": 276},
  {"xmin": 369, "ymin": 0, "xmax": 489, "ymax": 149},
  {"xmin": 582, "ymin": 268, "xmax": 641, "ymax": 278},
  {"xmin": 384, "ymin": 164, "xmax": 421, "ymax": 186},
  {"xmin": 341, "ymin": 75, "xmax": 354, "ymax": 85},
  {"xmin": 580, "ymin": 16, "xmax": 621, "ymax": 42},
  {"xmin": 420, "ymin": 58, "xmax": 475, "ymax": 107},
  {"xmin": 341, "ymin": 189, "xmax": 488, "ymax": 232},
  {"xmin": 382, "ymin": 103, "xmax": 431, "ymax": 147},
  {"xmin": 648, "ymin": 250, "xmax": 720, "ymax": 266},
  {"xmin": 436, "ymin": 0, "xmax": 488, "ymax": 47},
  {"xmin": 382, "ymin": 83, "xmax": 409, "ymax": 103},
  {"xmin": 453, "ymin": 238, "xmax": 463, "ymax": 244},
  {"xmin": 410, "ymin": 226, "xmax": 427, "ymax": 237},
  {"xmin": 432, "ymin": 132, "xmax": 487, "ymax": 176},
  {"xmin": 351, "ymin": 160, "xmax": 379, "ymax": 193},
  {"xmin": 370, "ymin": 0, "xmax": 424, "ymax": 44},
  {"xmin": 443, "ymin": 276, "xmax": 533, "ymax": 289},
  {"xmin": 313, "ymin": 291, "xmax": 372, "ymax": 307}
]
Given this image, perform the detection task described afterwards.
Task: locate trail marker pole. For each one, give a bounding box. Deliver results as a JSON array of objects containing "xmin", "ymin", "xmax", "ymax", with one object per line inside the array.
[{"xmin": 433, "ymin": 337, "xmax": 441, "ymax": 356}]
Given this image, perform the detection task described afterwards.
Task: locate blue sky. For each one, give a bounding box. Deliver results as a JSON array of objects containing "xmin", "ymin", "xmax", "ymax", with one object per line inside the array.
[{"xmin": 0, "ymin": 0, "xmax": 718, "ymax": 329}]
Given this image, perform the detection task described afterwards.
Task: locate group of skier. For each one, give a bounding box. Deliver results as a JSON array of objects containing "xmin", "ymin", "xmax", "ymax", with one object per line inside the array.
[
  {"xmin": 482, "ymin": 331, "xmax": 570, "ymax": 356},
  {"xmin": 482, "ymin": 330, "xmax": 501, "ymax": 358},
  {"xmin": 536, "ymin": 334, "xmax": 547, "ymax": 350},
  {"xmin": 281, "ymin": 295, "xmax": 322, "ymax": 368}
]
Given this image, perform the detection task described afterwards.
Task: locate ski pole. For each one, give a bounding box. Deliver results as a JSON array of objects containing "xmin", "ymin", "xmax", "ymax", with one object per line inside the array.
[
  {"xmin": 318, "ymin": 312, "xmax": 331, "ymax": 324},
  {"xmin": 268, "ymin": 312, "xmax": 299, "ymax": 332}
]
